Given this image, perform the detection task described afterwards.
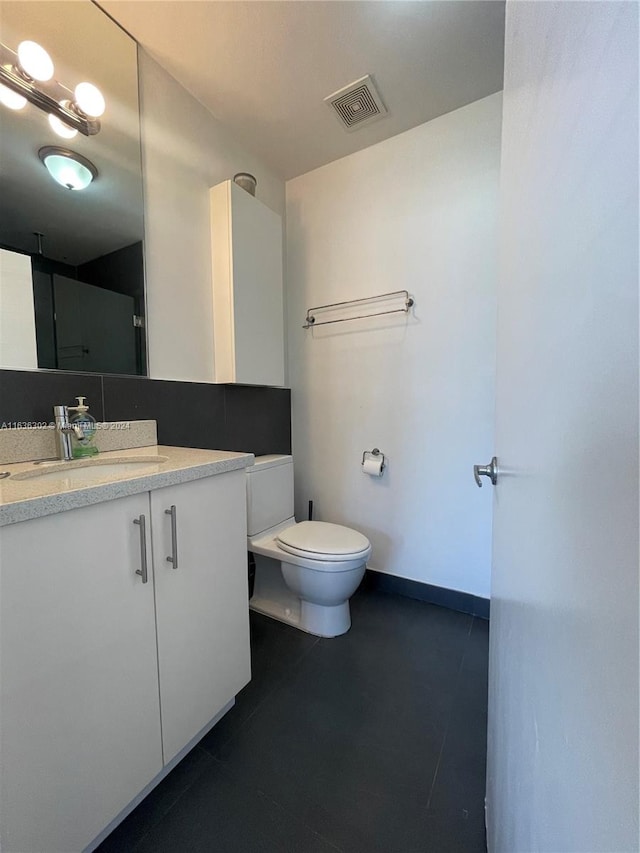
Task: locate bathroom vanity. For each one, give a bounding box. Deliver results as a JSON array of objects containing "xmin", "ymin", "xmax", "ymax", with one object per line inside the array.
[{"xmin": 0, "ymin": 445, "xmax": 253, "ymax": 852}]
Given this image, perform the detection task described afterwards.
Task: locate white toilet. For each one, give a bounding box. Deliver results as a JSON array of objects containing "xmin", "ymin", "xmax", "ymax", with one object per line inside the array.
[{"xmin": 246, "ymin": 455, "xmax": 371, "ymax": 637}]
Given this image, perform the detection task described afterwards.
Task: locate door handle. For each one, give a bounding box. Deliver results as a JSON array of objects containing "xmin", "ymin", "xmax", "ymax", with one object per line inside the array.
[
  {"xmin": 165, "ymin": 505, "xmax": 179, "ymax": 569},
  {"xmin": 474, "ymin": 456, "xmax": 498, "ymax": 487},
  {"xmin": 133, "ymin": 514, "xmax": 148, "ymax": 583}
]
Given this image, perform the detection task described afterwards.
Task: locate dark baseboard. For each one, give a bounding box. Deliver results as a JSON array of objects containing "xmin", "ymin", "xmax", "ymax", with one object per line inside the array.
[{"xmin": 362, "ymin": 569, "xmax": 490, "ymax": 620}]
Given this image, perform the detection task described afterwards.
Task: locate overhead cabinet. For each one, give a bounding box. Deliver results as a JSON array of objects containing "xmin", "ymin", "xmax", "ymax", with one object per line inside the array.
[{"xmin": 210, "ymin": 180, "xmax": 285, "ymax": 386}]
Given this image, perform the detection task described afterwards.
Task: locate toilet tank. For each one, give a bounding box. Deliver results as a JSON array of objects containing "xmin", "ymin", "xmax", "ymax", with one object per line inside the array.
[{"xmin": 246, "ymin": 455, "xmax": 294, "ymax": 536}]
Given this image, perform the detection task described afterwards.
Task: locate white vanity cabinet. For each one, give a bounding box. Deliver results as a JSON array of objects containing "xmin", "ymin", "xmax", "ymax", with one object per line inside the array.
[
  {"xmin": 210, "ymin": 180, "xmax": 285, "ymax": 386},
  {"xmin": 0, "ymin": 468, "xmax": 250, "ymax": 853}
]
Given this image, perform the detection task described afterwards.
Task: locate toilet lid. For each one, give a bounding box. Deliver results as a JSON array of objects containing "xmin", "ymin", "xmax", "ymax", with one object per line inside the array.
[{"xmin": 277, "ymin": 521, "xmax": 371, "ymax": 561}]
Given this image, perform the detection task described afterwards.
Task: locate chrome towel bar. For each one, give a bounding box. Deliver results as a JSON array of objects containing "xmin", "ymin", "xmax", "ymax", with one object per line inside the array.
[{"xmin": 303, "ymin": 289, "xmax": 414, "ymax": 329}]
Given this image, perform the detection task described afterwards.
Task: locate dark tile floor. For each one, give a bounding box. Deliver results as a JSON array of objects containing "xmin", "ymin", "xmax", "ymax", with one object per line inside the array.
[{"xmin": 98, "ymin": 588, "xmax": 489, "ymax": 853}]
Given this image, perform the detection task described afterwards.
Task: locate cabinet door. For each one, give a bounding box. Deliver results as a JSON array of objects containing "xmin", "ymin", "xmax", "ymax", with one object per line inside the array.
[
  {"xmin": 0, "ymin": 495, "xmax": 163, "ymax": 853},
  {"xmin": 211, "ymin": 180, "xmax": 285, "ymax": 386},
  {"xmin": 230, "ymin": 184, "xmax": 284, "ymax": 386},
  {"xmin": 151, "ymin": 471, "xmax": 251, "ymax": 763}
]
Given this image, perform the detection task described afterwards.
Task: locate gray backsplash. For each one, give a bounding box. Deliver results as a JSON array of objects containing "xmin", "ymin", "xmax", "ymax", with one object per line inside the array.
[{"xmin": 0, "ymin": 370, "xmax": 291, "ymax": 457}]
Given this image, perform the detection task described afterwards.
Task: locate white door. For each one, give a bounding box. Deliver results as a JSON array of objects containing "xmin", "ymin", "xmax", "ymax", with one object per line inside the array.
[
  {"xmin": 151, "ymin": 471, "xmax": 251, "ymax": 763},
  {"xmin": 0, "ymin": 495, "xmax": 163, "ymax": 853},
  {"xmin": 485, "ymin": 3, "xmax": 638, "ymax": 852}
]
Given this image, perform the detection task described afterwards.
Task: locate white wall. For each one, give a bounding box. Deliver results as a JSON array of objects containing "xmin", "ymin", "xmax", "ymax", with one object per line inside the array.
[
  {"xmin": 0, "ymin": 249, "xmax": 37, "ymax": 370},
  {"xmin": 139, "ymin": 52, "xmax": 285, "ymax": 382},
  {"xmin": 286, "ymin": 94, "xmax": 501, "ymax": 598},
  {"xmin": 486, "ymin": 3, "xmax": 639, "ymax": 850}
]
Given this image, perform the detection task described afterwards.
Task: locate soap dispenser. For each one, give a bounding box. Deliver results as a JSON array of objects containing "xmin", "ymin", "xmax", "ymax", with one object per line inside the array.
[{"xmin": 70, "ymin": 396, "xmax": 98, "ymax": 458}]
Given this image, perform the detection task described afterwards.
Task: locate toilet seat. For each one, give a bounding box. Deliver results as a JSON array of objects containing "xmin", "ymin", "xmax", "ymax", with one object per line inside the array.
[{"xmin": 277, "ymin": 521, "xmax": 371, "ymax": 563}]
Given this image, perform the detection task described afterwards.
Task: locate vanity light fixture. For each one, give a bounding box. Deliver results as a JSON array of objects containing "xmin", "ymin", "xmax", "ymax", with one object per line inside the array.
[
  {"xmin": 39, "ymin": 146, "xmax": 98, "ymax": 191},
  {"xmin": 0, "ymin": 38, "xmax": 105, "ymax": 136}
]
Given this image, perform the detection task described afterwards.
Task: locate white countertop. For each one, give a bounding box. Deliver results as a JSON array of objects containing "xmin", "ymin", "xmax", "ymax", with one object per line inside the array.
[{"xmin": 0, "ymin": 446, "xmax": 254, "ymax": 527}]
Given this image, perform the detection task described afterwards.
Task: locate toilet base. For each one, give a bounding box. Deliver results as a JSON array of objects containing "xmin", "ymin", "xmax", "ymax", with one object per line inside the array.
[
  {"xmin": 250, "ymin": 592, "xmax": 301, "ymax": 630},
  {"xmin": 301, "ymin": 600, "xmax": 351, "ymax": 638},
  {"xmin": 249, "ymin": 597, "xmax": 351, "ymax": 638},
  {"xmin": 249, "ymin": 556, "xmax": 302, "ymax": 630},
  {"xmin": 249, "ymin": 552, "xmax": 355, "ymax": 638}
]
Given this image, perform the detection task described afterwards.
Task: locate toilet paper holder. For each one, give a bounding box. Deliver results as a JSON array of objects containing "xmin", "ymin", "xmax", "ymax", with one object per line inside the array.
[{"xmin": 362, "ymin": 448, "xmax": 386, "ymax": 473}]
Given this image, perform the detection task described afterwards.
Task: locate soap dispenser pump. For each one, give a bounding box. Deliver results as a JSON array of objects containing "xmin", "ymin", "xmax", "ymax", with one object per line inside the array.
[{"xmin": 70, "ymin": 396, "xmax": 98, "ymax": 458}]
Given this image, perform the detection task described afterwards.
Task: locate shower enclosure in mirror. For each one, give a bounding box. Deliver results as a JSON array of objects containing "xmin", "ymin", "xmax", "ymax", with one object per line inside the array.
[{"xmin": 0, "ymin": 1, "xmax": 146, "ymax": 375}]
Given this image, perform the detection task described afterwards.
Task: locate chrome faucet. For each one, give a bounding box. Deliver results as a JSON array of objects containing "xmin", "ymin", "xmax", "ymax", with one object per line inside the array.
[{"xmin": 53, "ymin": 405, "xmax": 85, "ymax": 461}]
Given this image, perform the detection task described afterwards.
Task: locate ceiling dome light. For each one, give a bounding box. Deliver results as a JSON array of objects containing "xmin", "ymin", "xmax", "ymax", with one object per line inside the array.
[
  {"xmin": 74, "ymin": 82, "xmax": 105, "ymax": 118},
  {"xmin": 48, "ymin": 101, "xmax": 78, "ymax": 139},
  {"xmin": 17, "ymin": 40, "xmax": 54, "ymax": 82},
  {"xmin": 0, "ymin": 82, "xmax": 27, "ymax": 110},
  {"xmin": 38, "ymin": 146, "xmax": 98, "ymax": 191}
]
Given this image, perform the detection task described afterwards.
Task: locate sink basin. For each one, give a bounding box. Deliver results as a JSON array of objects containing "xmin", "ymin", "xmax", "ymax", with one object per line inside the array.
[{"xmin": 11, "ymin": 456, "xmax": 170, "ymax": 483}]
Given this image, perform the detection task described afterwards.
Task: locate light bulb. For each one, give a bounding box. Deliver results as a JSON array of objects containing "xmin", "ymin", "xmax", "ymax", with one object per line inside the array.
[
  {"xmin": 17, "ymin": 40, "xmax": 53, "ymax": 82},
  {"xmin": 74, "ymin": 82, "xmax": 105, "ymax": 118},
  {"xmin": 48, "ymin": 110, "xmax": 78, "ymax": 139},
  {"xmin": 0, "ymin": 83, "xmax": 27, "ymax": 110}
]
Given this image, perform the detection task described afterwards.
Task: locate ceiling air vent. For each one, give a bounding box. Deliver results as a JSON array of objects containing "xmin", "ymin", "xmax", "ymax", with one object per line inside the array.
[{"xmin": 324, "ymin": 75, "xmax": 387, "ymax": 132}]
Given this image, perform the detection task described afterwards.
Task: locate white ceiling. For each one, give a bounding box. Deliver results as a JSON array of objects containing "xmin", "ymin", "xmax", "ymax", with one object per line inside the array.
[{"xmin": 100, "ymin": 0, "xmax": 505, "ymax": 180}]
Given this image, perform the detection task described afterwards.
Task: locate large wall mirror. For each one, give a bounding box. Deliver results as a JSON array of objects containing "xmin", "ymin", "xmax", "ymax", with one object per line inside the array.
[{"xmin": 0, "ymin": 1, "xmax": 146, "ymax": 375}]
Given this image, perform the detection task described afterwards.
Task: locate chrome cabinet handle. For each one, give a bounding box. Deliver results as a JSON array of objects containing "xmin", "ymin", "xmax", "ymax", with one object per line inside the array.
[
  {"xmin": 474, "ymin": 456, "xmax": 498, "ymax": 488},
  {"xmin": 133, "ymin": 514, "xmax": 148, "ymax": 583},
  {"xmin": 165, "ymin": 505, "xmax": 179, "ymax": 569}
]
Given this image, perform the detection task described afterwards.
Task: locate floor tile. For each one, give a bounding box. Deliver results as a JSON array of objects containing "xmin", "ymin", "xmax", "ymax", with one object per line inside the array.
[
  {"xmin": 421, "ymin": 807, "xmax": 487, "ymax": 852},
  {"xmin": 427, "ymin": 703, "xmax": 488, "ymax": 815},
  {"xmin": 214, "ymin": 591, "xmax": 475, "ymax": 852},
  {"xmin": 347, "ymin": 589, "xmax": 474, "ymax": 679},
  {"xmin": 427, "ymin": 617, "xmax": 489, "ymax": 817},
  {"xmin": 135, "ymin": 758, "xmax": 340, "ymax": 853},
  {"xmin": 200, "ymin": 611, "xmax": 319, "ymax": 755},
  {"xmin": 98, "ymin": 588, "xmax": 488, "ymax": 853},
  {"xmin": 458, "ymin": 616, "xmax": 490, "ymax": 708},
  {"xmin": 96, "ymin": 746, "xmax": 214, "ymax": 853}
]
